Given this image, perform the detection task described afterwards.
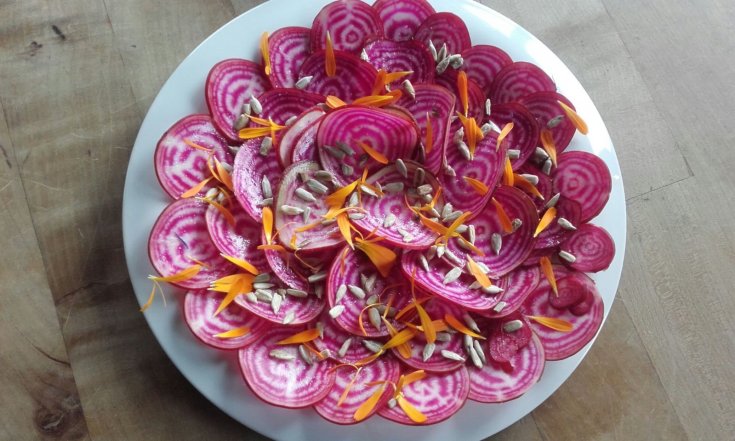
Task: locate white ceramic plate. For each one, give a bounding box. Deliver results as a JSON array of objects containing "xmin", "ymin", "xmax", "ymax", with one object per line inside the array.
[{"xmin": 122, "ymin": 1, "xmax": 626, "ymax": 439}]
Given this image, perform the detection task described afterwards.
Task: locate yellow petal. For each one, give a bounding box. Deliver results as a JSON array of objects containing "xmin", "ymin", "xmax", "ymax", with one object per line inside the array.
[
  {"xmin": 148, "ymin": 264, "xmax": 202, "ymax": 283},
  {"xmin": 497, "ymin": 122, "xmax": 514, "ymax": 151},
  {"xmin": 466, "ymin": 256, "xmax": 492, "ymax": 289},
  {"xmin": 220, "ymin": 254, "xmax": 259, "ymax": 275},
  {"xmin": 214, "ymin": 276, "xmax": 252, "ymax": 316},
  {"xmin": 381, "ymin": 327, "xmax": 417, "ymax": 350},
  {"xmin": 358, "ymin": 141, "xmax": 389, "ymax": 164},
  {"xmin": 337, "ymin": 369, "xmax": 360, "ymax": 407},
  {"xmin": 502, "ymin": 157, "xmax": 514, "ymax": 187},
  {"xmin": 528, "ymin": 315, "xmax": 574, "ymax": 332},
  {"xmin": 337, "ymin": 213, "xmax": 354, "ymax": 248},
  {"xmin": 444, "ymin": 313, "xmax": 485, "ymax": 339},
  {"xmin": 539, "ymin": 256, "xmax": 557, "ymax": 295},
  {"xmin": 491, "ymin": 197, "xmax": 513, "ymax": 233},
  {"xmin": 325, "ymin": 180, "xmax": 359, "ymax": 209},
  {"xmin": 325, "ymin": 95, "xmax": 347, "ymax": 109},
  {"xmin": 384, "ymin": 70, "xmax": 413, "ymax": 83},
  {"xmin": 396, "ymin": 395, "xmax": 427, "ymax": 424},
  {"xmin": 262, "ymin": 206, "xmax": 274, "ymax": 244},
  {"xmin": 276, "ymin": 328, "xmax": 321, "ymax": 345},
  {"xmin": 513, "ymin": 173, "xmax": 544, "ymax": 199},
  {"xmin": 180, "ymin": 177, "xmax": 213, "ymax": 199},
  {"xmin": 463, "ymin": 176, "xmax": 489, "ymax": 196},
  {"xmin": 425, "ymin": 112, "xmax": 434, "ymax": 153},
  {"xmin": 260, "ymin": 32, "xmax": 271, "ymax": 76},
  {"xmin": 183, "ymin": 138, "xmax": 214, "ymax": 153},
  {"xmin": 540, "ymin": 129, "xmax": 557, "ymax": 167},
  {"xmin": 238, "ymin": 126, "xmax": 273, "ymax": 140},
  {"xmin": 196, "ymin": 197, "xmax": 235, "ymax": 227},
  {"xmin": 353, "ymin": 383, "xmax": 386, "ymax": 422},
  {"xmin": 415, "ymin": 302, "xmax": 436, "ymax": 344},
  {"xmin": 354, "ymin": 238, "xmax": 397, "ymax": 278},
  {"xmin": 557, "ymin": 100, "xmax": 588, "ymax": 134},
  {"xmin": 213, "ymin": 157, "xmax": 234, "ymax": 191},
  {"xmin": 457, "ymin": 70, "xmax": 469, "ymax": 116},
  {"xmin": 214, "ymin": 326, "xmax": 250, "ymax": 338},
  {"xmin": 534, "ymin": 207, "xmax": 557, "ymax": 238},
  {"xmin": 325, "ymin": 31, "xmax": 336, "ymax": 77}
]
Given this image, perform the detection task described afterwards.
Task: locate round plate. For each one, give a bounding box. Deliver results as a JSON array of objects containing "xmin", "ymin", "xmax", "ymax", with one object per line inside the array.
[{"xmin": 122, "ymin": 1, "xmax": 626, "ymax": 439}]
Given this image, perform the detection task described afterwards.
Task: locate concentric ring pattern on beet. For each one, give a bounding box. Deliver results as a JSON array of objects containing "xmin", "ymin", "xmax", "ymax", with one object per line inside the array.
[{"xmin": 144, "ymin": 0, "xmax": 614, "ymax": 426}]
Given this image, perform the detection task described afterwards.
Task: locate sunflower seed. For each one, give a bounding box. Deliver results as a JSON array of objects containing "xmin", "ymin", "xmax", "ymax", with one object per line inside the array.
[
  {"xmin": 436, "ymin": 244, "xmax": 446, "ymax": 259},
  {"xmin": 416, "ymin": 184, "xmax": 433, "ymax": 196},
  {"xmin": 448, "ymin": 54, "xmax": 463, "ymax": 69},
  {"xmin": 546, "ymin": 192, "xmax": 561, "ymax": 209},
  {"xmin": 469, "ymin": 345, "xmax": 483, "ymax": 368},
  {"xmin": 426, "ymin": 245, "xmax": 437, "ymax": 261},
  {"xmin": 358, "ymin": 47, "xmax": 370, "ymax": 61},
  {"xmin": 271, "ymin": 293, "xmax": 283, "ymax": 314},
  {"xmin": 314, "ymin": 284, "xmax": 324, "ymax": 299},
  {"xmin": 363, "ymin": 339, "xmax": 383, "ymax": 353},
  {"xmin": 329, "ymin": 305, "xmax": 345, "ymax": 318},
  {"xmin": 504, "ymin": 320, "xmax": 524, "ymax": 333},
  {"xmin": 476, "ymin": 261, "xmax": 491, "ymax": 274},
  {"xmin": 347, "ymin": 191, "xmax": 359, "ymax": 207},
  {"xmin": 465, "ymin": 225, "xmax": 476, "ymax": 245},
  {"xmin": 204, "ymin": 187, "xmax": 219, "ymax": 200},
  {"xmin": 511, "ymin": 218, "xmax": 523, "ymax": 232},
  {"xmin": 484, "ymin": 98, "xmax": 492, "ymax": 117},
  {"xmin": 547, "ymin": 114, "xmax": 565, "ymax": 129},
  {"xmin": 469, "ymin": 281, "xmax": 481, "ymax": 290},
  {"xmin": 269, "ymin": 349, "xmax": 295, "ymax": 361},
  {"xmin": 436, "ymin": 56, "xmax": 451, "ymax": 75},
  {"xmin": 245, "ymin": 292, "xmax": 258, "ymax": 303},
  {"xmin": 253, "ymin": 282, "xmax": 275, "ymax": 290},
  {"xmin": 295, "ymin": 75, "xmax": 313, "ymax": 89},
  {"xmin": 241, "ymin": 102, "xmax": 252, "ymax": 115},
  {"xmin": 360, "ymin": 184, "xmax": 378, "ymax": 198},
  {"xmin": 457, "ymin": 141, "xmax": 471, "ymax": 160},
  {"xmin": 402, "ymin": 79, "xmax": 416, "ymax": 100},
  {"xmin": 298, "ymin": 344, "xmax": 313, "ymax": 364},
  {"xmin": 315, "ymin": 322, "xmax": 324, "ymax": 339},
  {"xmin": 395, "ymin": 158, "xmax": 408, "ymax": 178},
  {"xmin": 305, "ymin": 179, "xmax": 329, "ymax": 195},
  {"xmin": 338, "ymin": 338, "xmax": 353, "ymax": 358},
  {"xmin": 335, "ymin": 284, "xmax": 347, "ymax": 303},
  {"xmin": 233, "ymin": 113, "xmax": 250, "ymax": 131},
  {"xmin": 255, "ymin": 289, "xmax": 273, "ymax": 302},
  {"xmin": 294, "ymin": 187, "xmax": 316, "ymax": 203},
  {"xmin": 493, "ymin": 301, "xmax": 508, "ymax": 313},
  {"xmin": 347, "ymin": 284, "xmax": 366, "ymax": 299},
  {"xmin": 422, "ymin": 193, "xmax": 433, "ymax": 203},
  {"xmin": 285, "ymin": 115, "xmax": 298, "ymax": 126},
  {"xmin": 422, "ymin": 343, "xmax": 436, "ymax": 361},
  {"xmin": 286, "ymin": 288, "xmax": 308, "ymax": 298},
  {"xmin": 229, "ymin": 145, "xmax": 241, "ymax": 155},
  {"xmin": 324, "ymin": 145, "xmax": 346, "ymax": 159},
  {"xmin": 455, "ymin": 224, "xmax": 468, "ymax": 234},
  {"xmin": 283, "ymin": 311, "xmax": 296, "ymax": 325},
  {"xmin": 453, "ymin": 127, "xmax": 465, "ymax": 144},
  {"xmin": 341, "ymin": 163, "xmax": 354, "ymax": 176},
  {"xmin": 418, "ymin": 254, "xmax": 430, "ymax": 272},
  {"xmin": 558, "ymin": 217, "xmax": 577, "ymax": 230},
  {"xmin": 441, "ymin": 350, "xmax": 465, "ymax": 362},
  {"xmin": 428, "ymin": 40, "xmax": 438, "ymax": 61},
  {"xmin": 534, "ymin": 146, "xmax": 550, "ymax": 160},
  {"xmin": 348, "ymin": 212, "xmax": 366, "ymax": 220},
  {"xmin": 437, "ymin": 43, "xmax": 448, "ymax": 62},
  {"xmin": 463, "ymin": 313, "xmax": 481, "ymax": 333},
  {"xmin": 464, "ymin": 333, "xmax": 474, "ymax": 352},
  {"xmin": 383, "ymin": 213, "xmax": 397, "ymax": 228},
  {"xmin": 258, "ymin": 177, "xmax": 272, "ymax": 201},
  {"xmin": 441, "ymin": 203, "xmax": 453, "ymax": 219},
  {"xmin": 491, "ymin": 233, "xmax": 502, "ymax": 255},
  {"xmin": 559, "ymin": 250, "xmax": 577, "ymax": 263},
  {"xmin": 280, "ymin": 205, "xmax": 304, "ymax": 216},
  {"xmin": 366, "ymin": 294, "xmax": 378, "ymax": 305},
  {"xmin": 256, "ymin": 197, "xmax": 272, "ymax": 207},
  {"xmin": 443, "ymin": 267, "xmax": 462, "ymax": 284},
  {"xmin": 308, "ymin": 272, "xmax": 327, "ymax": 283},
  {"xmin": 315, "ymin": 170, "xmax": 335, "ymax": 182},
  {"xmin": 368, "ymin": 308, "xmax": 382, "ymax": 330},
  {"xmin": 521, "ymin": 173, "xmax": 539, "ymax": 185},
  {"xmin": 334, "ymin": 141, "xmax": 355, "ymax": 156},
  {"xmin": 302, "ymin": 207, "xmax": 312, "ymax": 224},
  {"xmin": 542, "ymin": 158, "xmax": 553, "ymax": 175},
  {"xmin": 435, "ymin": 332, "xmax": 451, "ymax": 343},
  {"xmin": 398, "ymin": 228, "xmax": 414, "ymax": 243},
  {"xmin": 221, "ymin": 162, "xmax": 233, "ymax": 174},
  {"xmin": 442, "ymin": 210, "xmax": 462, "ymax": 223},
  {"xmin": 444, "ymin": 248, "xmax": 462, "ymax": 266},
  {"xmin": 444, "ymin": 164, "xmax": 456, "ymax": 177},
  {"xmin": 382, "ymin": 181, "xmax": 405, "ymax": 194},
  {"xmin": 507, "ymin": 149, "xmax": 521, "ymax": 160},
  {"xmin": 482, "ymin": 285, "xmax": 504, "ymax": 295},
  {"xmin": 249, "ymin": 95, "xmax": 263, "ymax": 115},
  {"xmin": 365, "ymin": 273, "xmax": 377, "ymax": 294},
  {"xmin": 413, "ymin": 167, "xmax": 426, "ymax": 187}
]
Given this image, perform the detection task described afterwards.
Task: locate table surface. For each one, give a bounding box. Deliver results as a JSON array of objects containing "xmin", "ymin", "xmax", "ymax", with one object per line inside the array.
[{"xmin": 1, "ymin": 0, "xmax": 733, "ymax": 440}]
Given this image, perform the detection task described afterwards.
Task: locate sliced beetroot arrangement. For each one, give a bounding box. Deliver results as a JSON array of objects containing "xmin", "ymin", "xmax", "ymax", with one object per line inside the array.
[
  {"xmin": 147, "ymin": 0, "xmax": 616, "ymax": 425},
  {"xmin": 560, "ymin": 223, "xmax": 615, "ymax": 272},
  {"xmin": 553, "ymin": 151, "xmax": 612, "ymax": 223},
  {"xmin": 184, "ymin": 290, "xmax": 267, "ymax": 350},
  {"xmin": 154, "ymin": 114, "xmax": 232, "ymax": 200},
  {"xmin": 205, "ymin": 59, "xmax": 271, "ymax": 143}
]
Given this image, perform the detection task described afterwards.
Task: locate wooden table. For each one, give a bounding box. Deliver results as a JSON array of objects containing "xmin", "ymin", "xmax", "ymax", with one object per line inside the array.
[{"xmin": 1, "ymin": 0, "xmax": 732, "ymax": 439}]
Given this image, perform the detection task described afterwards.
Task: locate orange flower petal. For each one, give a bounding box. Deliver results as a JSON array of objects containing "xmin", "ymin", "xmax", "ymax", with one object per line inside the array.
[
  {"xmin": 214, "ymin": 326, "xmax": 251, "ymax": 339},
  {"xmin": 444, "ymin": 313, "xmax": 485, "ymax": 339},
  {"xmin": 457, "ymin": 70, "xmax": 469, "ymax": 116},
  {"xmin": 528, "ymin": 315, "xmax": 573, "ymax": 332},
  {"xmin": 396, "ymin": 395, "xmax": 427, "ymax": 424},
  {"xmin": 325, "ymin": 31, "xmax": 336, "ymax": 77},
  {"xmin": 325, "ymin": 95, "xmax": 347, "ymax": 109},
  {"xmin": 180, "ymin": 176, "xmax": 213, "ymax": 199},
  {"xmin": 425, "ymin": 112, "xmax": 433, "ymax": 153},
  {"xmin": 496, "ymin": 122, "xmax": 514, "ymax": 151},
  {"xmin": 540, "ymin": 129, "xmax": 557, "ymax": 167},
  {"xmin": 513, "ymin": 173, "xmax": 544, "ymax": 199},
  {"xmin": 354, "ymin": 237, "xmax": 397, "ymax": 278},
  {"xmin": 358, "ymin": 141, "xmax": 389, "ymax": 164},
  {"xmin": 534, "ymin": 207, "xmax": 557, "ymax": 238},
  {"xmin": 276, "ymin": 328, "xmax": 321, "ymax": 345},
  {"xmin": 415, "ymin": 302, "xmax": 436, "ymax": 344},
  {"xmin": 463, "ymin": 176, "xmax": 489, "ymax": 196},
  {"xmin": 466, "ymin": 256, "xmax": 492, "ymax": 289},
  {"xmin": 539, "ymin": 256, "xmax": 557, "ymax": 295},
  {"xmin": 183, "ymin": 139, "xmax": 214, "ymax": 153},
  {"xmin": 353, "ymin": 383, "xmax": 387, "ymax": 422},
  {"xmin": 557, "ymin": 100, "xmax": 588, "ymax": 134},
  {"xmin": 502, "ymin": 157, "xmax": 514, "ymax": 187},
  {"xmin": 491, "ymin": 197, "xmax": 513, "ymax": 233},
  {"xmin": 260, "ymin": 32, "xmax": 271, "ymax": 76},
  {"xmin": 148, "ymin": 264, "xmax": 202, "ymax": 284},
  {"xmin": 337, "ymin": 212, "xmax": 354, "ymax": 248},
  {"xmin": 220, "ymin": 254, "xmax": 259, "ymax": 275}
]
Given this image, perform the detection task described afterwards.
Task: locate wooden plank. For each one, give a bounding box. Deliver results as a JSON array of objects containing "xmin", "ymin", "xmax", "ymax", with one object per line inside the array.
[
  {"xmin": 230, "ymin": 0, "xmax": 267, "ymax": 15},
  {"xmin": 485, "ymin": 416, "xmax": 544, "ymax": 441},
  {"xmin": 0, "ymin": 101, "xmax": 89, "ymax": 439}
]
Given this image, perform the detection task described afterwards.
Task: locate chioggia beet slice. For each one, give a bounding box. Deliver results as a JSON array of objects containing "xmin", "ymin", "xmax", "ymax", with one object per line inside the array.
[
  {"xmin": 205, "ymin": 200, "xmax": 269, "ymax": 272},
  {"xmin": 311, "ymin": 310, "xmax": 377, "ymax": 364},
  {"xmin": 559, "ymin": 223, "xmax": 615, "ymax": 272},
  {"xmin": 487, "ymin": 312, "xmax": 534, "ymax": 363},
  {"xmin": 460, "ymin": 44, "xmax": 512, "ymax": 95},
  {"xmin": 553, "ymin": 151, "xmax": 612, "ymax": 223},
  {"xmin": 519, "ymin": 91, "xmax": 578, "ymax": 153},
  {"xmin": 534, "ymin": 196, "xmax": 582, "ymax": 250},
  {"xmin": 299, "ymin": 50, "xmax": 378, "ymax": 101},
  {"xmin": 268, "ymin": 26, "xmax": 311, "ymax": 88},
  {"xmin": 372, "ymin": 0, "xmax": 435, "ymax": 42},
  {"xmin": 362, "ymin": 39, "xmax": 435, "ymax": 85},
  {"xmin": 311, "ymin": 0, "xmax": 383, "ymax": 54},
  {"xmin": 277, "ymin": 107, "xmax": 326, "ymax": 168},
  {"xmin": 478, "ymin": 266, "xmax": 541, "ymax": 319},
  {"xmin": 414, "ymin": 12, "xmax": 471, "ymax": 54},
  {"xmin": 489, "ymin": 102, "xmax": 540, "ymax": 170},
  {"xmin": 490, "ymin": 61, "xmax": 556, "ymax": 105}
]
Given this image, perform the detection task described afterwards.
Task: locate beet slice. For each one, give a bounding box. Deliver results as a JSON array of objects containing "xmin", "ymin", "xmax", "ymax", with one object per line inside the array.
[
  {"xmin": 326, "ymin": 246, "xmax": 411, "ymax": 338},
  {"xmin": 490, "ymin": 61, "xmax": 556, "ymax": 105},
  {"xmin": 205, "ymin": 201, "xmax": 269, "ymax": 272},
  {"xmin": 314, "ymin": 357, "xmax": 401, "ymax": 424},
  {"xmin": 440, "ymin": 129, "xmax": 506, "ymax": 216},
  {"xmin": 277, "ymin": 107, "xmax": 326, "ymax": 168},
  {"xmin": 522, "ymin": 248, "xmax": 554, "ymax": 267},
  {"xmin": 560, "ymin": 223, "xmax": 615, "ymax": 272},
  {"xmin": 570, "ymin": 287, "xmax": 595, "ymax": 316},
  {"xmin": 487, "ymin": 312, "xmax": 533, "ymax": 364},
  {"xmin": 490, "ymin": 102, "xmax": 540, "ymax": 170},
  {"xmin": 351, "ymin": 161, "xmax": 442, "ymax": 250},
  {"xmin": 434, "ymin": 70, "xmax": 485, "ymax": 125},
  {"xmin": 256, "ymin": 88, "xmax": 325, "ymax": 126},
  {"xmin": 414, "ymin": 12, "xmax": 471, "ymax": 55},
  {"xmin": 518, "ymin": 165, "xmax": 553, "ymax": 211},
  {"xmin": 372, "ymin": 0, "xmax": 435, "ymax": 42},
  {"xmin": 268, "ymin": 26, "xmax": 311, "ymax": 88},
  {"xmin": 377, "ymin": 367, "xmax": 470, "ymax": 425},
  {"xmin": 274, "ymin": 160, "xmax": 343, "ymax": 252},
  {"xmin": 392, "ymin": 299, "xmax": 467, "ymax": 373},
  {"xmin": 534, "ymin": 196, "xmax": 582, "ymax": 250},
  {"xmin": 478, "ymin": 266, "xmax": 541, "ymax": 319},
  {"xmin": 468, "ymin": 334, "xmax": 544, "ymax": 403},
  {"xmin": 261, "ymin": 230, "xmax": 333, "ymax": 293},
  {"xmin": 311, "ymin": 0, "xmax": 383, "ymax": 54},
  {"xmin": 232, "ymin": 138, "xmax": 282, "ymax": 223},
  {"xmin": 205, "ymin": 59, "xmax": 271, "ymax": 143},
  {"xmin": 311, "ymin": 311, "xmax": 376, "ymax": 364},
  {"xmin": 548, "ymin": 271, "xmax": 589, "ymax": 309},
  {"xmin": 518, "ymin": 91, "xmax": 577, "ymax": 153},
  {"xmin": 522, "ymin": 273, "xmax": 604, "ymax": 360},
  {"xmin": 395, "ymin": 84, "xmax": 455, "ymax": 174},
  {"xmin": 445, "ymin": 186, "xmax": 539, "ymax": 279},
  {"xmin": 299, "ymin": 50, "xmax": 377, "ymax": 101},
  {"xmin": 460, "ymin": 45, "xmax": 512, "ymax": 95},
  {"xmin": 553, "ymin": 151, "xmax": 612, "ymax": 223},
  {"xmin": 291, "ymin": 117, "xmax": 321, "ymax": 163},
  {"xmin": 238, "ymin": 327, "xmax": 337, "ymax": 408},
  {"xmin": 183, "ymin": 290, "xmax": 267, "ymax": 350},
  {"xmin": 362, "ymin": 39, "xmax": 435, "ymax": 85},
  {"xmin": 148, "ymin": 198, "xmax": 235, "ymax": 289},
  {"xmin": 317, "ymin": 106, "xmax": 418, "ymax": 185},
  {"xmin": 154, "ymin": 114, "xmax": 233, "ymax": 200}
]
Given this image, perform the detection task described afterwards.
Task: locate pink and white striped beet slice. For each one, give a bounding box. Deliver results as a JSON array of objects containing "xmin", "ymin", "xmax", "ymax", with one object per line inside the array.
[
  {"xmin": 548, "ymin": 270, "xmax": 590, "ymax": 309},
  {"xmin": 518, "ymin": 164, "xmax": 553, "ymax": 211},
  {"xmin": 274, "ymin": 160, "xmax": 342, "ymax": 252},
  {"xmin": 311, "ymin": 0, "xmax": 383, "ymax": 54},
  {"xmin": 518, "ymin": 91, "xmax": 577, "ymax": 153},
  {"xmin": 490, "ymin": 61, "xmax": 556, "ymax": 105},
  {"xmin": 314, "ymin": 356, "xmax": 402, "ymax": 424},
  {"xmin": 372, "ymin": 0, "xmax": 435, "ymax": 42},
  {"xmin": 238, "ymin": 327, "xmax": 337, "ymax": 408},
  {"xmin": 183, "ymin": 290, "xmax": 267, "ymax": 350},
  {"xmin": 460, "ymin": 44, "xmax": 512, "ymax": 95},
  {"xmin": 268, "ymin": 26, "xmax": 311, "ymax": 89},
  {"xmin": 553, "ymin": 151, "xmax": 612, "ymax": 223},
  {"xmin": 232, "ymin": 138, "xmax": 282, "ymax": 223},
  {"xmin": 256, "ymin": 88, "xmax": 325, "ymax": 127},
  {"xmin": 299, "ymin": 50, "xmax": 378, "ymax": 101},
  {"xmin": 263, "ymin": 230, "xmax": 337, "ymax": 292},
  {"xmin": 291, "ymin": 117, "xmax": 322, "ymax": 163},
  {"xmin": 441, "ymin": 128, "xmax": 505, "ymax": 216},
  {"xmin": 154, "ymin": 114, "xmax": 232, "ymax": 200},
  {"xmin": 468, "ymin": 334, "xmax": 545, "ymax": 403},
  {"xmin": 522, "ymin": 274, "xmax": 604, "ymax": 360},
  {"xmin": 351, "ymin": 161, "xmax": 441, "ymax": 250},
  {"xmin": 327, "ymin": 246, "xmax": 411, "ymax": 338},
  {"xmin": 434, "ymin": 70, "xmax": 485, "ymax": 126},
  {"xmin": 362, "ymin": 39, "xmax": 435, "ymax": 85},
  {"xmin": 311, "ymin": 311, "xmax": 377, "ymax": 363},
  {"xmin": 148, "ymin": 198, "xmax": 235, "ymax": 289},
  {"xmin": 395, "ymin": 84, "xmax": 455, "ymax": 174},
  {"xmin": 490, "ymin": 102, "xmax": 540, "ymax": 170},
  {"xmin": 414, "ymin": 12, "xmax": 471, "ymax": 54},
  {"xmin": 402, "ymin": 251, "xmax": 499, "ymax": 311},
  {"xmin": 445, "ymin": 186, "xmax": 539, "ymax": 279},
  {"xmin": 277, "ymin": 107, "xmax": 325, "ymax": 168},
  {"xmin": 560, "ymin": 223, "xmax": 615, "ymax": 273},
  {"xmin": 522, "ymin": 247, "xmax": 555, "ymax": 267},
  {"xmin": 478, "ymin": 266, "xmax": 541, "ymax": 319},
  {"xmin": 534, "ymin": 196, "xmax": 582, "ymax": 250},
  {"xmin": 205, "ymin": 201, "xmax": 269, "ymax": 272},
  {"xmin": 317, "ymin": 106, "xmax": 418, "ymax": 186},
  {"xmin": 205, "ymin": 59, "xmax": 271, "ymax": 143},
  {"xmin": 487, "ymin": 312, "xmax": 534, "ymax": 364},
  {"xmin": 392, "ymin": 299, "xmax": 467, "ymax": 372},
  {"xmin": 377, "ymin": 367, "xmax": 470, "ymax": 425}
]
